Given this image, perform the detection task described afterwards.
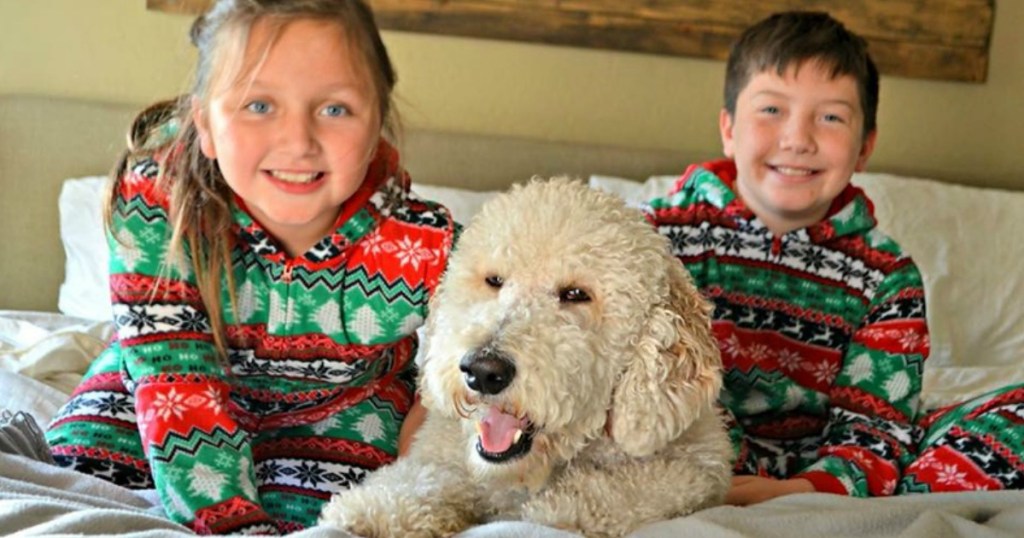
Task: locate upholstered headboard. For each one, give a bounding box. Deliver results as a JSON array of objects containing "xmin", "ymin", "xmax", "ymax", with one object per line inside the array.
[{"xmin": 0, "ymin": 94, "xmax": 701, "ymax": 312}]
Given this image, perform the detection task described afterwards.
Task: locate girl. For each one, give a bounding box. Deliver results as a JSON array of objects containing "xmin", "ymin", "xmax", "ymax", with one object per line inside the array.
[{"xmin": 46, "ymin": 0, "xmax": 453, "ymax": 534}]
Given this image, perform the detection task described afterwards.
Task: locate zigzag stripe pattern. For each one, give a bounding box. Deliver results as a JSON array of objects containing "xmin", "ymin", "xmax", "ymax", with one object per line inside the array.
[
  {"xmin": 150, "ymin": 425, "xmax": 249, "ymax": 463},
  {"xmin": 724, "ymin": 366, "xmax": 787, "ymax": 387},
  {"xmin": 116, "ymin": 193, "xmax": 168, "ymax": 225},
  {"xmin": 342, "ymin": 266, "xmax": 426, "ymax": 305},
  {"xmin": 228, "ymin": 251, "xmax": 428, "ymax": 301},
  {"xmin": 263, "ymin": 265, "xmax": 427, "ymax": 301}
]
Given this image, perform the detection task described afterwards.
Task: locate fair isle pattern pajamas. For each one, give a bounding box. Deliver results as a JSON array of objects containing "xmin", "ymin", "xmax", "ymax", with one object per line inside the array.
[
  {"xmin": 46, "ymin": 140, "xmax": 454, "ymax": 534},
  {"xmin": 649, "ymin": 159, "xmax": 930, "ymax": 496},
  {"xmin": 900, "ymin": 383, "xmax": 1024, "ymax": 493}
]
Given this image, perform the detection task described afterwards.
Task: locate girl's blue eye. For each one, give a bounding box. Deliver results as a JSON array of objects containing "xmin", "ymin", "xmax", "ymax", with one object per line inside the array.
[
  {"xmin": 246, "ymin": 101, "xmax": 271, "ymax": 114},
  {"xmin": 321, "ymin": 104, "xmax": 349, "ymax": 117}
]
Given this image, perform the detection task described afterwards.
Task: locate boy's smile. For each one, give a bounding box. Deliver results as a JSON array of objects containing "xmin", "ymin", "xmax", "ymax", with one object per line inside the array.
[{"xmin": 720, "ymin": 61, "xmax": 877, "ymax": 236}]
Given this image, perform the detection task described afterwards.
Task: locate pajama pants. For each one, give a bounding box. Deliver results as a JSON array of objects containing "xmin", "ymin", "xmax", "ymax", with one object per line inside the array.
[
  {"xmin": 729, "ymin": 382, "xmax": 1024, "ymax": 494},
  {"xmin": 898, "ymin": 383, "xmax": 1024, "ymax": 493}
]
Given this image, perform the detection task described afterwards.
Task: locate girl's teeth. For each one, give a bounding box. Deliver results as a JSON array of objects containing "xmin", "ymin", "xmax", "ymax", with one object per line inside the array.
[{"xmin": 271, "ymin": 171, "xmax": 318, "ymax": 183}]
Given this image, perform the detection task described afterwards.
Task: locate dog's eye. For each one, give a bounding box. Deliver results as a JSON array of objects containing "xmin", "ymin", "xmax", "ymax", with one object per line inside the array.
[
  {"xmin": 559, "ymin": 287, "xmax": 591, "ymax": 303},
  {"xmin": 484, "ymin": 275, "xmax": 504, "ymax": 288}
]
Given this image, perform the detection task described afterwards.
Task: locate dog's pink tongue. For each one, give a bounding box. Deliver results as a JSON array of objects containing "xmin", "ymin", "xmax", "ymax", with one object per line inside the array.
[{"xmin": 479, "ymin": 406, "xmax": 523, "ymax": 453}]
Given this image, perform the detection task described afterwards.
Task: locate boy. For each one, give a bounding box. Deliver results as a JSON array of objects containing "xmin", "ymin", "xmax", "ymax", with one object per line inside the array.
[{"xmin": 648, "ymin": 12, "xmax": 929, "ymax": 504}]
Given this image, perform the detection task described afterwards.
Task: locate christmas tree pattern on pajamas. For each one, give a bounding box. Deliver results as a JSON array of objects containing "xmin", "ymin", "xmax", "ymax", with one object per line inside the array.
[
  {"xmin": 47, "ymin": 140, "xmax": 454, "ymax": 534},
  {"xmin": 648, "ymin": 159, "xmax": 929, "ymax": 497}
]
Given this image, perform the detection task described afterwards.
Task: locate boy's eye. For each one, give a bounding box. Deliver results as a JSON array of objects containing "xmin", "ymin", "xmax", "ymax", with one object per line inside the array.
[
  {"xmin": 760, "ymin": 106, "xmax": 780, "ymax": 115},
  {"xmin": 823, "ymin": 113, "xmax": 845, "ymax": 123},
  {"xmin": 321, "ymin": 104, "xmax": 350, "ymax": 117},
  {"xmin": 245, "ymin": 101, "xmax": 271, "ymax": 114}
]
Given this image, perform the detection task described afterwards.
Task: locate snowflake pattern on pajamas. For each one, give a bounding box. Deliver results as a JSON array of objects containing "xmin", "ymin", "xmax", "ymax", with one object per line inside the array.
[
  {"xmin": 47, "ymin": 140, "xmax": 454, "ymax": 534},
  {"xmin": 649, "ymin": 160, "xmax": 929, "ymax": 497}
]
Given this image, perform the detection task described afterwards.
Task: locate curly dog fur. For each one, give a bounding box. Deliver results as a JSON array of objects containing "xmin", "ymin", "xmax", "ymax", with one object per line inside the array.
[{"xmin": 320, "ymin": 178, "xmax": 731, "ymax": 537}]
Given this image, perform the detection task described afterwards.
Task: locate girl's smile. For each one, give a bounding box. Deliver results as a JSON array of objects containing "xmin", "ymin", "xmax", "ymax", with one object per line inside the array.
[
  {"xmin": 263, "ymin": 170, "xmax": 328, "ymax": 194},
  {"xmin": 194, "ymin": 17, "xmax": 381, "ymax": 257}
]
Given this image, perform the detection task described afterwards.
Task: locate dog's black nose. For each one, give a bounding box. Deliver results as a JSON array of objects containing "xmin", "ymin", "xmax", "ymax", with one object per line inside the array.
[{"xmin": 459, "ymin": 351, "xmax": 516, "ymax": 395}]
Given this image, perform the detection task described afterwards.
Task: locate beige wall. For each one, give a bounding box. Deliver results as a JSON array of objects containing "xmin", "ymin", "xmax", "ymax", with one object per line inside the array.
[{"xmin": 2, "ymin": 0, "xmax": 1021, "ymax": 190}]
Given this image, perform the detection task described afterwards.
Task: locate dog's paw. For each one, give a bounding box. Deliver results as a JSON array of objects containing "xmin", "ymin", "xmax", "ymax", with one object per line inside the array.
[
  {"xmin": 318, "ymin": 490, "xmax": 391, "ymax": 538},
  {"xmin": 320, "ymin": 487, "xmax": 472, "ymax": 538},
  {"xmin": 521, "ymin": 488, "xmax": 632, "ymax": 538}
]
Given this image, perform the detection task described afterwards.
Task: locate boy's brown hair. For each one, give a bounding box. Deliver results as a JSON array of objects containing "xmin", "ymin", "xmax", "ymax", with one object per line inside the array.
[{"xmin": 723, "ymin": 11, "xmax": 879, "ymax": 139}]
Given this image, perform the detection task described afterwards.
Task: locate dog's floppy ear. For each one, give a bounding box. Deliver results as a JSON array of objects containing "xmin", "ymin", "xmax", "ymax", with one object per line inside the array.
[{"xmin": 610, "ymin": 258, "xmax": 722, "ymax": 457}]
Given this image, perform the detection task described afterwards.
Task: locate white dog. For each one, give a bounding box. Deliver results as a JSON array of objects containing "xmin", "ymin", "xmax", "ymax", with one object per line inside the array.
[{"xmin": 320, "ymin": 178, "xmax": 731, "ymax": 537}]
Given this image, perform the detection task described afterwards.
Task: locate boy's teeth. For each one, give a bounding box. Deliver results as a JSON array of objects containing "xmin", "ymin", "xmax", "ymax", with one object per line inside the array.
[
  {"xmin": 775, "ymin": 166, "xmax": 813, "ymax": 176},
  {"xmin": 270, "ymin": 171, "xmax": 318, "ymax": 183}
]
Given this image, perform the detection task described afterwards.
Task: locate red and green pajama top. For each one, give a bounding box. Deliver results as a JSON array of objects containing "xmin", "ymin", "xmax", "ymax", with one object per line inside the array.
[
  {"xmin": 648, "ymin": 159, "xmax": 930, "ymax": 497},
  {"xmin": 46, "ymin": 140, "xmax": 454, "ymax": 534}
]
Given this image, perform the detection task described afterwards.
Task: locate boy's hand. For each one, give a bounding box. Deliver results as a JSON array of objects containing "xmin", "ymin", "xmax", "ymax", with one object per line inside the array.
[{"xmin": 725, "ymin": 476, "xmax": 815, "ymax": 506}]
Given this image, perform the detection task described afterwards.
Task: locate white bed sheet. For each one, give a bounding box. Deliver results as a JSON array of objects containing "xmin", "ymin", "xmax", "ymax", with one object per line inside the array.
[{"xmin": 0, "ymin": 310, "xmax": 111, "ymax": 424}]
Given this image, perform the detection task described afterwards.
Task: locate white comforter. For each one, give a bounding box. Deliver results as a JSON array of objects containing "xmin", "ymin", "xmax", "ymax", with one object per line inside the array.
[{"xmin": 3, "ymin": 311, "xmax": 1024, "ymax": 538}]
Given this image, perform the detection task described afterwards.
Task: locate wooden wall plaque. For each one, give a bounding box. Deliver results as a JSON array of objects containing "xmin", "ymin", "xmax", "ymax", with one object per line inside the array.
[{"xmin": 147, "ymin": 0, "xmax": 995, "ymax": 83}]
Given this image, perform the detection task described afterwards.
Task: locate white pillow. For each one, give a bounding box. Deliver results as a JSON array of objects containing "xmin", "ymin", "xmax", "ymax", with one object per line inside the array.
[
  {"xmin": 411, "ymin": 183, "xmax": 499, "ymax": 225},
  {"xmin": 58, "ymin": 176, "xmax": 111, "ymax": 322},
  {"xmin": 588, "ymin": 174, "xmax": 680, "ymax": 207},
  {"xmin": 852, "ymin": 172, "xmax": 1024, "ymax": 409}
]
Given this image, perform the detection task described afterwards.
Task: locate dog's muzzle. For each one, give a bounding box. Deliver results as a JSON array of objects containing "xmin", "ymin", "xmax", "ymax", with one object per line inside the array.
[
  {"xmin": 459, "ymin": 350, "xmax": 516, "ymax": 395},
  {"xmin": 459, "ymin": 350, "xmax": 535, "ymax": 462}
]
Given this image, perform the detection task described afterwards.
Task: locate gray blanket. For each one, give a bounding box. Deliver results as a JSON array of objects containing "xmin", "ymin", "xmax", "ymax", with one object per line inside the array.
[{"xmin": 3, "ymin": 451, "xmax": 1024, "ymax": 537}]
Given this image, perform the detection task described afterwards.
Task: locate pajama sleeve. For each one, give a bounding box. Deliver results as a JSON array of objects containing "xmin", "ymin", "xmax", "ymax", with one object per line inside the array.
[
  {"xmin": 109, "ymin": 161, "xmax": 277, "ymax": 534},
  {"xmin": 794, "ymin": 260, "xmax": 930, "ymax": 496}
]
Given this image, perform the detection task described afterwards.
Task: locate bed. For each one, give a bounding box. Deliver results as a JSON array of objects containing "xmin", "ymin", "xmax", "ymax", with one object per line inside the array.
[{"xmin": 2, "ymin": 94, "xmax": 1024, "ymax": 537}]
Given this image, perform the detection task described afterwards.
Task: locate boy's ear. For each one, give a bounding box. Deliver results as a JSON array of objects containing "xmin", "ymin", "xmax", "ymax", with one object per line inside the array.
[
  {"xmin": 855, "ymin": 129, "xmax": 878, "ymax": 172},
  {"xmin": 192, "ymin": 97, "xmax": 217, "ymax": 159},
  {"xmin": 719, "ymin": 108, "xmax": 736, "ymax": 158}
]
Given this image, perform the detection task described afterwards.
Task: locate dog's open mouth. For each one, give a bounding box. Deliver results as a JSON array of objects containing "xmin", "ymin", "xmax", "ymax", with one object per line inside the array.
[{"xmin": 475, "ymin": 405, "xmax": 535, "ymax": 463}]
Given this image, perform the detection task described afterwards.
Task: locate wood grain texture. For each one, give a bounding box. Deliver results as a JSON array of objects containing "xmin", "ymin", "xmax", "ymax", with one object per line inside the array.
[
  {"xmin": 145, "ymin": 0, "xmax": 995, "ymax": 82},
  {"xmin": 146, "ymin": 0, "xmax": 211, "ymax": 15}
]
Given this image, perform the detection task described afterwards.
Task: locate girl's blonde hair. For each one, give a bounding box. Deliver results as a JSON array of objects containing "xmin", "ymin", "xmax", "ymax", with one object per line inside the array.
[{"xmin": 107, "ymin": 0, "xmax": 398, "ymax": 358}]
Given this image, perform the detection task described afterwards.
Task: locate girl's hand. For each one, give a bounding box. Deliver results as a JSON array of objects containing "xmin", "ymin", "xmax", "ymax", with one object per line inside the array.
[
  {"xmin": 724, "ymin": 475, "xmax": 815, "ymax": 506},
  {"xmin": 397, "ymin": 399, "xmax": 427, "ymax": 457}
]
